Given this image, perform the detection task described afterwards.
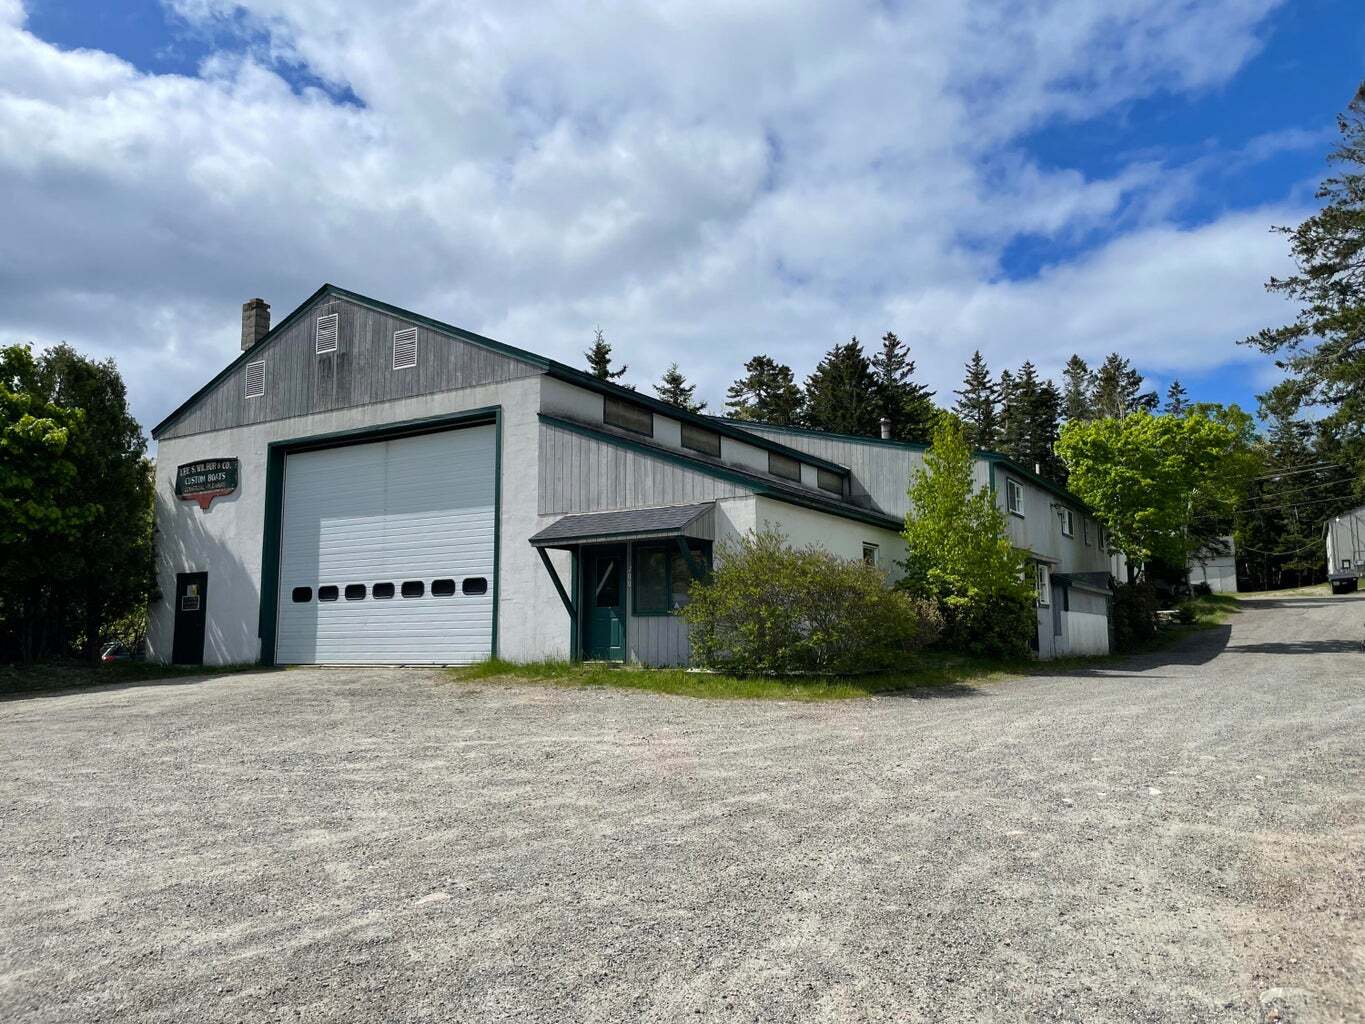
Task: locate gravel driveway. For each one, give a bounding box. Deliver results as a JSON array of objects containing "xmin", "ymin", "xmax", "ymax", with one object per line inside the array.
[{"xmin": 2, "ymin": 593, "xmax": 1362, "ymax": 1024}]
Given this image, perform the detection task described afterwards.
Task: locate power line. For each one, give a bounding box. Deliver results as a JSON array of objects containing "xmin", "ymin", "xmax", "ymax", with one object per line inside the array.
[
  {"xmin": 1251, "ymin": 462, "xmax": 1346, "ymax": 481},
  {"xmin": 1242, "ymin": 474, "xmax": 1356, "ymax": 502},
  {"xmin": 1193, "ymin": 495, "xmax": 1357, "ymax": 521}
]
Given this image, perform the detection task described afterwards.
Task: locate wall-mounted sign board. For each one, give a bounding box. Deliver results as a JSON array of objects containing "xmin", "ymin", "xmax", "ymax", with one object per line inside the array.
[{"xmin": 176, "ymin": 459, "xmax": 239, "ymax": 510}]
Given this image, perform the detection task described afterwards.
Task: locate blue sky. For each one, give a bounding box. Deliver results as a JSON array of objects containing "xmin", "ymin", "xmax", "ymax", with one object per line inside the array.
[{"xmin": 3, "ymin": 0, "xmax": 1363, "ymax": 429}]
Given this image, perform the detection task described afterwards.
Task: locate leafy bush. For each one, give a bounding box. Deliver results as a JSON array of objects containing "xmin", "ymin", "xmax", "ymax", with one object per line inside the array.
[
  {"xmin": 680, "ymin": 528, "xmax": 942, "ymax": 675},
  {"xmin": 1112, "ymin": 579, "xmax": 1158, "ymax": 651},
  {"xmin": 899, "ymin": 417, "xmax": 1039, "ymax": 659},
  {"xmin": 938, "ymin": 590, "xmax": 1037, "ymax": 659}
]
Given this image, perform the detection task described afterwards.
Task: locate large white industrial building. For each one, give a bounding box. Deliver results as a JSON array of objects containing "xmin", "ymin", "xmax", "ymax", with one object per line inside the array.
[{"xmin": 148, "ymin": 285, "xmax": 1117, "ymax": 667}]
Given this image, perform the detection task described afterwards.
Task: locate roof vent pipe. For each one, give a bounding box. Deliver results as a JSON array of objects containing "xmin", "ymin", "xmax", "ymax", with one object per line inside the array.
[
  {"xmin": 879, "ymin": 417, "xmax": 892, "ymax": 440},
  {"xmin": 241, "ymin": 298, "xmax": 271, "ymax": 351}
]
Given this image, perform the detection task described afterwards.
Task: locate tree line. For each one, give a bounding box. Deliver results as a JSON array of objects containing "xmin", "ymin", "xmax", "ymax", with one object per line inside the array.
[{"xmin": 585, "ymin": 84, "xmax": 1365, "ymax": 592}]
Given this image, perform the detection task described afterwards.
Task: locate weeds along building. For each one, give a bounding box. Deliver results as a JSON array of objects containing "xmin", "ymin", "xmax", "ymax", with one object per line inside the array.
[{"xmin": 149, "ymin": 285, "xmax": 1116, "ymax": 667}]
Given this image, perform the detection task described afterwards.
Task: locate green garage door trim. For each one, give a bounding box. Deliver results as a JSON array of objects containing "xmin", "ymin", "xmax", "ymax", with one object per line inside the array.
[{"xmin": 258, "ymin": 407, "xmax": 501, "ymax": 666}]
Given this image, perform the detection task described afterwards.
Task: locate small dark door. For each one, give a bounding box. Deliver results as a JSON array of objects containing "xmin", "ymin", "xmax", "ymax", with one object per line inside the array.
[
  {"xmin": 585, "ymin": 548, "xmax": 625, "ymax": 661},
  {"xmin": 172, "ymin": 572, "xmax": 208, "ymax": 665}
]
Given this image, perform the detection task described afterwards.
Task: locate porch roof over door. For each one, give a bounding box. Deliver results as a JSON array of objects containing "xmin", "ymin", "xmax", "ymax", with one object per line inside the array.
[{"xmin": 529, "ymin": 502, "xmax": 715, "ymax": 549}]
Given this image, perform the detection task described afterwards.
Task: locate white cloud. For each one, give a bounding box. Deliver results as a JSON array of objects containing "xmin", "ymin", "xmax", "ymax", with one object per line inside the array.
[
  {"xmin": 0, "ymin": 0, "xmax": 1292, "ymax": 429},
  {"xmin": 886, "ymin": 206, "xmax": 1302, "ymax": 398}
]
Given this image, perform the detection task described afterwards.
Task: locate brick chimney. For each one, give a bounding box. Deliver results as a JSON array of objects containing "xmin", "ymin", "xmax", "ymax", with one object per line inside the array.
[{"xmin": 241, "ymin": 298, "xmax": 271, "ymax": 351}]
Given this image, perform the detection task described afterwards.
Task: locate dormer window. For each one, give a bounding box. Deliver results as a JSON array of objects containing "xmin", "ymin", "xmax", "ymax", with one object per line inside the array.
[
  {"xmin": 604, "ymin": 396, "xmax": 653, "ymax": 437},
  {"xmin": 681, "ymin": 422, "xmax": 720, "ymax": 457},
  {"xmin": 817, "ymin": 468, "xmax": 844, "ymax": 495},
  {"xmin": 768, "ymin": 452, "xmax": 801, "ymax": 483}
]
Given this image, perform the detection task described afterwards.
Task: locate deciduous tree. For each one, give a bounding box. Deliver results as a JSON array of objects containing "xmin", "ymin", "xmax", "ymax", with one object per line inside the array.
[
  {"xmin": 901, "ymin": 418, "xmax": 1035, "ymax": 657},
  {"xmin": 1057, "ymin": 410, "xmax": 1258, "ymax": 579}
]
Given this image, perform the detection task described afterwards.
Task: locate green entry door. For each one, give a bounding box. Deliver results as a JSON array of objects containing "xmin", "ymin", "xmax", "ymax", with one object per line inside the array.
[{"xmin": 585, "ymin": 547, "xmax": 625, "ymax": 661}]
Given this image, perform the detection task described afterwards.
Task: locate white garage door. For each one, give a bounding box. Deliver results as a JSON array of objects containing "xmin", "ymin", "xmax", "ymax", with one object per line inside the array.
[{"xmin": 275, "ymin": 425, "xmax": 496, "ymax": 665}]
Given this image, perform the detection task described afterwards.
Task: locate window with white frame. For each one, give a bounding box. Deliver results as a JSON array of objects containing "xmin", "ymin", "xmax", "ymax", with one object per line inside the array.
[
  {"xmin": 862, "ymin": 543, "xmax": 879, "ymax": 567},
  {"xmin": 1060, "ymin": 507, "xmax": 1075, "ymax": 536},
  {"xmin": 1006, "ymin": 478, "xmax": 1024, "ymax": 516},
  {"xmin": 1035, "ymin": 562, "xmax": 1051, "ymax": 607}
]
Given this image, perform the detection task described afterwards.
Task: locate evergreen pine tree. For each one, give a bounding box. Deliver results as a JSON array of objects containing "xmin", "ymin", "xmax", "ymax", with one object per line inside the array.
[
  {"xmin": 1243, "ymin": 84, "xmax": 1365, "ymax": 499},
  {"xmin": 804, "ymin": 338, "xmax": 879, "ymax": 436},
  {"xmin": 996, "ymin": 368, "xmax": 1017, "ymax": 450},
  {"xmin": 997, "ymin": 363, "xmax": 1065, "ymax": 481},
  {"xmin": 1061, "ymin": 355, "xmax": 1094, "ymax": 422},
  {"xmin": 1034, "ymin": 379, "xmax": 1065, "ymax": 482},
  {"xmin": 653, "ymin": 363, "xmax": 706, "ymax": 412},
  {"xmin": 584, "ymin": 327, "xmax": 627, "ymax": 382},
  {"xmin": 952, "ymin": 351, "xmax": 999, "ymax": 449},
  {"xmin": 1165, "ymin": 380, "xmax": 1189, "ymax": 417},
  {"xmin": 724, "ymin": 355, "xmax": 804, "ymax": 425},
  {"xmin": 871, "ymin": 332, "xmax": 937, "ymax": 443},
  {"xmin": 1091, "ymin": 353, "xmax": 1156, "ymax": 418}
]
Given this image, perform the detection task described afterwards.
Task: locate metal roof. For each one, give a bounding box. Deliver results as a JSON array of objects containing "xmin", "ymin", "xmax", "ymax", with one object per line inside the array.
[{"xmin": 530, "ymin": 503, "xmax": 714, "ymax": 548}]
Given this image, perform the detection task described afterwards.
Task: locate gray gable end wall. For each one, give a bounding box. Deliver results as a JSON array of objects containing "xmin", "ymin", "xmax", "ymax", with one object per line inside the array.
[{"xmin": 157, "ymin": 295, "xmax": 539, "ymax": 440}]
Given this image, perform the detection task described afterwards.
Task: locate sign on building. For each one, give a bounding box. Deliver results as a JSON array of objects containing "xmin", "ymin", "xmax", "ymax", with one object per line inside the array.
[{"xmin": 176, "ymin": 459, "xmax": 239, "ymax": 510}]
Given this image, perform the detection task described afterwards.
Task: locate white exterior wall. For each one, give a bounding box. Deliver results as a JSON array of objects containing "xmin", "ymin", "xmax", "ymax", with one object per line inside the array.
[
  {"xmin": 745, "ymin": 497, "xmax": 907, "ymax": 582},
  {"xmin": 1062, "ymin": 587, "xmax": 1110, "ymax": 656},
  {"xmin": 149, "ymin": 376, "xmax": 567, "ymax": 665},
  {"xmin": 1326, "ymin": 506, "xmax": 1365, "ymax": 577},
  {"xmin": 1188, "ymin": 537, "xmax": 1238, "ymax": 593}
]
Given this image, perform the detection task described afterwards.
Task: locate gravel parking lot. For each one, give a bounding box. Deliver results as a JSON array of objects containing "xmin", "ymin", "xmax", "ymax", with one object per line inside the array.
[{"xmin": 2, "ymin": 593, "xmax": 1362, "ymax": 1023}]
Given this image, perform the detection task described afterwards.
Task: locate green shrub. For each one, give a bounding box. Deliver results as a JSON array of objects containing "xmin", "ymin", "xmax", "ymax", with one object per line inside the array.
[
  {"xmin": 1112, "ymin": 579, "xmax": 1158, "ymax": 651},
  {"xmin": 680, "ymin": 528, "xmax": 942, "ymax": 675},
  {"xmin": 938, "ymin": 590, "xmax": 1037, "ymax": 659}
]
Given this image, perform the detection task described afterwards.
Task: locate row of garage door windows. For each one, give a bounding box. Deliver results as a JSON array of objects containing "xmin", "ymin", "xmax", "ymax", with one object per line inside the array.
[{"xmin": 290, "ymin": 578, "xmax": 489, "ymax": 603}]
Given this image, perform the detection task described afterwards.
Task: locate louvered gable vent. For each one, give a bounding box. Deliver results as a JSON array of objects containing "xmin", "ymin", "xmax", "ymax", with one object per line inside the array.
[
  {"xmin": 244, "ymin": 359, "xmax": 265, "ymax": 399},
  {"xmin": 392, "ymin": 327, "xmax": 418, "ymax": 370},
  {"xmin": 315, "ymin": 313, "xmax": 339, "ymax": 354}
]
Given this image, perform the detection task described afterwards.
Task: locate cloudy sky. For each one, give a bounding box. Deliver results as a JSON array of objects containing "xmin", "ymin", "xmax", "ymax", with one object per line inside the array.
[{"xmin": 3, "ymin": 0, "xmax": 1362, "ymax": 434}]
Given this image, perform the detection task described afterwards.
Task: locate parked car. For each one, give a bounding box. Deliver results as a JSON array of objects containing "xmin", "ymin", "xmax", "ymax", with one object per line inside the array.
[{"xmin": 100, "ymin": 642, "xmax": 144, "ymax": 663}]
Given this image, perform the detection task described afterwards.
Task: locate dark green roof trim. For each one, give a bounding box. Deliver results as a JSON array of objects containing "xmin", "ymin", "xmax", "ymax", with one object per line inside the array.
[
  {"xmin": 982, "ymin": 453, "xmax": 1096, "ymax": 518},
  {"xmin": 154, "ymin": 284, "xmax": 849, "ymax": 487},
  {"xmin": 714, "ymin": 417, "xmax": 1096, "ymax": 516},
  {"xmin": 539, "ymin": 414, "xmax": 902, "ymax": 532},
  {"xmin": 718, "ymin": 417, "xmax": 931, "ymax": 452},
  {"xmin": 151, "ymin": 283, "xmax": 550, "ymax": 439}
]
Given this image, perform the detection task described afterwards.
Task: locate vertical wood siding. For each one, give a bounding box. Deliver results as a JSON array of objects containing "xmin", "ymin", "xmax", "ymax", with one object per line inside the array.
[
  {"xmin": 734, "ymin": 425, "xmax": 924, "ymax": 517},
  {"xmin": 159, "ymin": 297, "xmax": 538, "ymax": 439},
  {"xmin": 538, "ymin": 422, "xmax": 750, "ymax": 515},
  {"xmin": 626, "ymin": 609, "xmax": 691, "ymax": 666}
]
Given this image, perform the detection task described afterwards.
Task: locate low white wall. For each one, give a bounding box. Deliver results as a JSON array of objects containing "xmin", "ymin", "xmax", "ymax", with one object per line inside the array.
[
  {"xmin": 746, "ymin": 497, "xmax": 906, "ymax": 581},
  {"xmin": 1064, "ymin": 610, "xmax": 1110, "ymax": 656}
]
